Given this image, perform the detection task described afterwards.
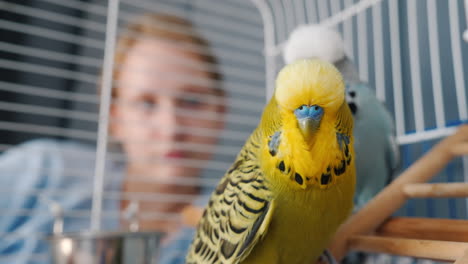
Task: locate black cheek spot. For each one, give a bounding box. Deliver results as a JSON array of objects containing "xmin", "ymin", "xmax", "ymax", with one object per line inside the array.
[
  {"xmin": 278, "ymin": 161, "xmax": 285, "ymax": 172},
  {"xmin": 295, "ymin": 173, "xmax": 303, "ymax": 185},
  {"xmin": 321, "ymin": 173, "xmax": 331, "ymax": 185},
  {"xmin": 334, "ymin": 160, "xmax": 347, "ymax": 176}
]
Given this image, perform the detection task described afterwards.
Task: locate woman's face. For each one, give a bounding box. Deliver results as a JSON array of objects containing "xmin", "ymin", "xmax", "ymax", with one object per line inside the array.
[{"xmin": 111, "ymin": 39, "xmax": 224, "ymax": 230}]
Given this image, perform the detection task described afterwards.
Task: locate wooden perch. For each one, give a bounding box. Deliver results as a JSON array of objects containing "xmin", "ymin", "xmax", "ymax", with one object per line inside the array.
[
  {"xmin": 377, "ymin": 217, "xmax": 468, "ymax": 242},
  {"xmin": 403, "ymin": 183, "xmax": 468, "ymax": 198},
  {"xmin": 454, "ymin": 249, "xmax": 468, "ymax": 264},
  {"xmin": 328, "ymin": 124, "xmax": 468, "ymax": 261},
  {"xmin": 349, "ymin": 235, "xmax": 468, "ymax": 262}
]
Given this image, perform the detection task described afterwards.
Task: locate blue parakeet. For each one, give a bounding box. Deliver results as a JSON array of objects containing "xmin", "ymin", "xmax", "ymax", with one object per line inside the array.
[{"xmin": 336, "ymin": 57, "xmax": 400, "ymax": 210}]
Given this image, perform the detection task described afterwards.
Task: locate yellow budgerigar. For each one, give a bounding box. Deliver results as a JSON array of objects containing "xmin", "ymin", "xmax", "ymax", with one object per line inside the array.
[{"xmin": 186, "ymin": 59, "xmax": 356, "ymax": 264}]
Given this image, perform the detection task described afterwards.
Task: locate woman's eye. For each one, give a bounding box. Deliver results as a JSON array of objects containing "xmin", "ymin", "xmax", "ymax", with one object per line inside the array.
[
  {"xmin": 180, "ymin": 97, "xmax": 203, "ymax": 108},
  {"xmin": 136, "ymin": 98, "xmax": 157, "ymax": 111}
]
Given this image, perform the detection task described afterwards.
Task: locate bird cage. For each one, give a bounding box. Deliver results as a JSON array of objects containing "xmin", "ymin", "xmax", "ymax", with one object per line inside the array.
[{"xmin": 0, "ymin": 0, "xmax": 467, "ymax": 263}]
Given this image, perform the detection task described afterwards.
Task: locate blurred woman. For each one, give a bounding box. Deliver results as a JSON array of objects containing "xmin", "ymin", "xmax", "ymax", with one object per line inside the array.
[{"xmin": 111, "ymin": 13, "xmax": 225, "ymax": 234}]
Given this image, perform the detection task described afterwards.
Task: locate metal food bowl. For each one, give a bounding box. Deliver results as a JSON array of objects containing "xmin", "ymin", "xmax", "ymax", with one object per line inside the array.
[{"xmin": 49, "ymin": 230, "xmax": 165, "ymax": 264}]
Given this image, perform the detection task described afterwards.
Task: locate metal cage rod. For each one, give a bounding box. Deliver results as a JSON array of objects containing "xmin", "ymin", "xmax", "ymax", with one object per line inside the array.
[
  {"xmin": 90, "ymin": 0, "xmax": 120, "ymax": 231},
  {"xmin": 396, "ymin": 126, "xmax": 459, "ymax": 145},
  {"xmin": 305, "ymin": 0, "xmax": 318, "ymax": 24},
  {"xmin": 282, "ymin": 0, "xmax": 295, "ymax": 38},
  {"xmin": 389, "ymin": 0, "xmax": 406, "ymax": 136},
  {"xmin": 407, "ymin": 0, "xmax": 425, "ymax": 133},
  {"xmin": 251, "ymin": 0, "xmax": 276, "ymax": 100},
  {"xmin": 293, "ymin": 0, "xmax": 305, "ymax": 26},
  {"xmin": 357, "ymin": 4, "xmax": 369, "ymax": 82},
  {"xmin": 317, "ymin": 0, "xmax": 329, "ymax": 22},
  {"xmin": 372, "ymin": 2, "xmax": 386, "ymax": 101},
  {"xmin": 329, "ymin": 0, "xmax": 341, "ymax": 25},
  {"xmin": 427, "ymin": 0, "xmax": 446, "ymax": 129}
]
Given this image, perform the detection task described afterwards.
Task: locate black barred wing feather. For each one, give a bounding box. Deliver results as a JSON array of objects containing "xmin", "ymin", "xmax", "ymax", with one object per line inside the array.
[{"xmin": 186, "ymin": 136, "xmax": 274, "ymax": 264}]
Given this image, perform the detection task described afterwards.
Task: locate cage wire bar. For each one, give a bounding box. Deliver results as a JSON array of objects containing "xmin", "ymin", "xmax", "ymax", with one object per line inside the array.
[{"xmin": 90, "ymin": 0, "xmax": 120, "ymax": 231}]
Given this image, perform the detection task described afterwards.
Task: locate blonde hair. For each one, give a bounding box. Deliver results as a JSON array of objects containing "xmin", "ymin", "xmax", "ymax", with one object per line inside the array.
[{"xmin": 111, "ymin": 13, "xmax": 222, "ymax": 97}]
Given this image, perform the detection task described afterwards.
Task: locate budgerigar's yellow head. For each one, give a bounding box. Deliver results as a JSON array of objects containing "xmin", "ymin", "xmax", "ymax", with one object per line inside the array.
[{"xmin": 275, "ymin": 59, "xmax": 345, "ymax": 141}]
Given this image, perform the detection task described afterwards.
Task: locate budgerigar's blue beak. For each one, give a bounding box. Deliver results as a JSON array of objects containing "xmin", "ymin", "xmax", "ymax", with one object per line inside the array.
[{"xmin": 294, "ymin": 105, "xmax": 324, "ymax": 139}]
